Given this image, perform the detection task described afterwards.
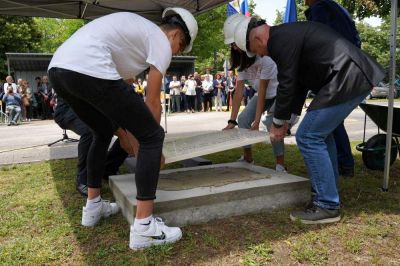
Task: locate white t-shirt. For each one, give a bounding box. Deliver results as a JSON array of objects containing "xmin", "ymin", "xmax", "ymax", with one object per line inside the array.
[
  {"xmin": 185, "ymin": 79, "xmax": 196, "ymax": 96},
  {"xmin": 169, "ymin": 80, "xmax": 181, "ymax": 96},
  {"xmin": 237, "ymin": 56, "xmax": 278, "ymax": 99},
  {"xmin": 3, "ymin": 83, "xmax": 17, "ymax": 94},
  {"xmin": 49, "ymin": 12, "xmax": 172, "ymax": 80}
]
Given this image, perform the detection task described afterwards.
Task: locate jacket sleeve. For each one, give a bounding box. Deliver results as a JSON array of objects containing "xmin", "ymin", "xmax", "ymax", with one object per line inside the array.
[{"xmin": 270, "ymin": 39, "xmax": 302, "ymax": 121}]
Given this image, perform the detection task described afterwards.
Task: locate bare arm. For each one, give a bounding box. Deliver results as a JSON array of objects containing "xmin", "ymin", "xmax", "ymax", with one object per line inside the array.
[
  {"xmin": 224, "ymin": 80, "xmax": 244, "ymax": 130},
  {"xmin": 145, "ymin": 66, "xmax": 163, "ymax": 124},
  {"xmin": 251, "ymin": 79, "xmax": 269, "ymax": 130}
]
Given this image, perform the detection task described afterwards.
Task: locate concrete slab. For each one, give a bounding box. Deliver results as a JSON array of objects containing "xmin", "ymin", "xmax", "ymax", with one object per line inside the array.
[
  {"xmin": 163, "ymin": 129, "xmax": 268, "ymax": 164},
  {"xmin": 180, "ymin": 157, "xmax": 212, "ymax": 167},
  {"xmin": 109, "ymin": 162, "xmax": 310, "ymax": 226}
]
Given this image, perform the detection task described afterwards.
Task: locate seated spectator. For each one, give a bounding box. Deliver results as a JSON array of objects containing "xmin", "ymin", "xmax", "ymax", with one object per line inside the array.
[
  {"xmin": 3, "ymin": 76, "xmax": 17, "ymax": 94},
  {"xmin": 2, "ymin": 85, "xmax": 22, "ymax": 125}
]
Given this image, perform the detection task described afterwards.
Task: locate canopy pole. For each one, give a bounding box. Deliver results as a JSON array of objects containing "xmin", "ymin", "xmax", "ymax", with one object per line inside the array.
[{"xmin": 383, "ymin": 0, "xmax": 398, "ymax": 191}]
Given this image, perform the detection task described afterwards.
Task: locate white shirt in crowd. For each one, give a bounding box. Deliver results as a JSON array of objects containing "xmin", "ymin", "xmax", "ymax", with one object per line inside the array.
[
  {"xmin": 169, "ymin": 80, "xmax": 181, "ymax": 96},
  {"xmin": 185, "ymin": 79, "xmax": 197, "ymax": 96},
  {"xmin": 3, "ymin": 83, "xmax": 17, "ymax": 94},
  {"xmin": 49, "ymin": 12, "xmax": 172, "ymax": 81},
  {"xmin": 237, "ymin": 56, "xmax": 279, "ymax": 99},
  {"xmin": 202, "ymin": 80, "xmax": 213, "ymax": 93}
]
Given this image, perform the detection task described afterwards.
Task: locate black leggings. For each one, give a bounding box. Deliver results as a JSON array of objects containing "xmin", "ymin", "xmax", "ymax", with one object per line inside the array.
[
  {"xmin": 186, "ymin": 95, "xmax": 195, "ymax": 111},
  {"xmin": 48, "ymin": 67, "xmax": 164, "ymax": 200}
]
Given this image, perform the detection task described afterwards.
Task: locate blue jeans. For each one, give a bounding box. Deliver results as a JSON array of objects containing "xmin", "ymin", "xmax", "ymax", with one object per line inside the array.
[
  {"xmin": 6, "ymin": 105, "xmax": 21, "ymax": 123},
  {"xmin": 296, "ymin": 93, "xmax": 367, "ymax": 209},
  {"xmin": 333, "ymin": 122, "xmax": 354, "ymax": 168},
  {"xmin": 238, "ymin": 95, "xmax": 284, "ymax": 157}
]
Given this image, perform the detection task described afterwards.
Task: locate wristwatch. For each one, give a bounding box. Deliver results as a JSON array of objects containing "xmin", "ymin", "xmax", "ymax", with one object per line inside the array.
[
  {"xmin": 228, "ymin": 119, "xmax": 238, "ymax": 126},
  {"xmin": 272, "ymin": 121, "xmax": 283, "ymax": 128}
]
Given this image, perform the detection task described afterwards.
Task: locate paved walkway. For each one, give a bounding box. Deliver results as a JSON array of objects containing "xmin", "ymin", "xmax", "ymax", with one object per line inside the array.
[{"xmin": 0, "ymin": 101, "xmax": 398, "ymax": 165}]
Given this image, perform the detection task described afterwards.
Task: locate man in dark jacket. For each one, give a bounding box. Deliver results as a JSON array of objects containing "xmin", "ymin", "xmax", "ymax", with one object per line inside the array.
[
  {"xmin": 234, "ymin": 18, "xmax": 384, "ymax": 224},
  {"xmin": 54, "ymin": 96, "xmax": 128, "ymax": 197},
  {"xmin": 305, "ymin": 0, "xmax": 361, "ymax": 177}
]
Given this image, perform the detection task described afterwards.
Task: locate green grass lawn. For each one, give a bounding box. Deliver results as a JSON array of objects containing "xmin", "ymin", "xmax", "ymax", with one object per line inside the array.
[{"xmin": 1, "ymin": 144, "xmax": 399, "ymax": 265}]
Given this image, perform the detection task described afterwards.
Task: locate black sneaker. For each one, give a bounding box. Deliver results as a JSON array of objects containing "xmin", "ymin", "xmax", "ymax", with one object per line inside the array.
[
  {"xmin": 290, "ymin": 204, "xmax": 340, "ymax": 224},
  {"xmin": 339, "ymin": 165, "xmax": 354, "ymax": 177},
  {"xmin": 76, "ymin": 176, "xmax": 87, "ymax": 198},
  {"xmin": 76, "ymin": 183, "xmax": 88, "ymax": 197}
]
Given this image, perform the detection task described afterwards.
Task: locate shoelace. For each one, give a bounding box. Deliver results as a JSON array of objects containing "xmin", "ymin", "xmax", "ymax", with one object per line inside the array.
[
  {"xmin": 154, "ymin": 217, "xmax": 165, "ymax": 225},
  {"xmin": 305, "ymin": 205, "xmax": 318, "ymax": 213}
]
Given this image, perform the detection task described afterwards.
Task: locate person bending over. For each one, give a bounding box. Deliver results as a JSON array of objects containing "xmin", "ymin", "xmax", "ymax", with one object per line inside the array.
[
  {"xmin": 223, "ymin": 14, "xmax": 293, "ymax": 172},
  {"xmin": 234, "ymin": 16, "xmax": 384, "ymax": 224},
  {"xmin": 48, "ymin": 8, "xmax": 198, "ymax": 249},
  {"xmin": 54, "ymin": 95, "xmax": 128, "ymax": 197}
]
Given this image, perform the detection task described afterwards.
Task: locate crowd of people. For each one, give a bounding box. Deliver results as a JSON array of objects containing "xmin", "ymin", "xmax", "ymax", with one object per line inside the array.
[
  {"xmin": 0, "ymin": 75, "xmax": 55, "ymax": 125},
  {"xmin": 129, "ymin": 71, "xmax": 257, "ymax": 113}
]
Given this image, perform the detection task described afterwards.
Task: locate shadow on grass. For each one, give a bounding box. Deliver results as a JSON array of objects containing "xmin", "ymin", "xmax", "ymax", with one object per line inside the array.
[{"xmin": 42, "ymin": 143, "xmax": 400, "ymax": 264}]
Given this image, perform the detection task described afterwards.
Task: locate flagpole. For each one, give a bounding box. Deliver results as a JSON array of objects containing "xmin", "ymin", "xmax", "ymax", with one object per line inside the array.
[{"xmin": 236, "ymin": 0, "xmax": 241, "ymax": 14}]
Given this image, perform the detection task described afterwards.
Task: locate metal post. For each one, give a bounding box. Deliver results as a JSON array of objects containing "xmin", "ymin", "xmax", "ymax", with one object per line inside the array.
[{"xmin": 383, "ymin": 0, "xmax": 398, "ymax": 191}]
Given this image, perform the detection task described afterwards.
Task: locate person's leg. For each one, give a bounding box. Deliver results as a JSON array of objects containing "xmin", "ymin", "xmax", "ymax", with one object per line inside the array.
[
  {"xmin": 227, "ymin": 91, "xmax": 231, "ymax": 111},
  {"xmin": 218, "ymin": 95, "xmax": 222, "ymax": 111},
  {"xmin": 264, "ymin": 111, "xmax": 285, "ymax": 169},
  {"xmin": 51, "ymin": 68, "xmax": 166, "ymax": 211},
  {"xmin": 13, "ymin": 106, "xmax": 21, "ymax": 123},
  {"xmin": 333, "ymin": 123, "xmax": 355, "ymax": 176},
  {"xmin": 190, "ymin": 95, "xmax": 195, "ymax": 111},
  {"xmin": 238, "ymin": 96, "xmax": 258, "ymax": 162},
  {"xmin": 7, "ymin": 106, "xmax": 15, "ymax": 124},
  {"xmin": 49, "ymin": 68, "xmax": 119, "ymax": 226},
  {"xmin": 176, "ymin": 95, "xmax": 181, "ymax": 112},
  {"xmin": 66, "ymin": 115, "xmax": 93, "ymax": 196},
  {"xmin": 292, "ymin": 93, "xmax": 367, "ymax": 224},
  {"xmin": 104, "ymin": 138, "xmax": 128, "ymax": 179},
  {"xmin": 203, "ymin": 94, "xmax": 208, "ymax": 111},
  {"xmin": 170, "ymin": 95, "xmax": 175, "ymax": 112}
]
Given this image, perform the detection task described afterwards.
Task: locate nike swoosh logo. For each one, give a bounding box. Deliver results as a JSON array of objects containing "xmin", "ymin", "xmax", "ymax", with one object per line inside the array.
[
  {"xmin": 151, "ymin": 231, "xmax": 166, "ymax": 240},
  {"xmin": 140, "ymin": 221, "xmax": 151, "ymax": 226}
]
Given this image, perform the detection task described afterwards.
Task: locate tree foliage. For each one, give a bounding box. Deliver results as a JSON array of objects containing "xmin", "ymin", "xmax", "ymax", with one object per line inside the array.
[
  {"xmin": 191, "ymin": 5, "xmax": 229, "ymax": 73},
  {"xmin": 357, "ymin": 17, "xmax": 400, "ymax": 75},
  {"xmin": 338, "ymin": 0, "xmax": 392, "ymax": 19},
  {"xmin": 0, "ymin": 16, "xmax": 42, "ymax": 79},
  {"xmin": 34, "ymin": 18, "xmax": 85, "ymax": 53},
  {"xmin": 192, "ymin": 0, "xmax": 257, "ymax": 74}
]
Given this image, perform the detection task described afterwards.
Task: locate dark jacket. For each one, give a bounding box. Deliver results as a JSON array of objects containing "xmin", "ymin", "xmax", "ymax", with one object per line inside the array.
[
  {"xmin": 268, "ymin": 22, "xmax": 385, "ymax": 120},
  {"xmin": 54, "ymin": 96, "xmax": 76, "ymax": 128},
  {"xmin": 305, "ymin": 0, "xmax": 361, "ymax": 48}
]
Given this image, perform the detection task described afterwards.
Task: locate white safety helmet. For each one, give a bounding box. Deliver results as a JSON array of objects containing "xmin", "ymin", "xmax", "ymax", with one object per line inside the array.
[
  {"xmin": 234, "ymin": 16, "xmax": 255, "ymax": 57},
  {"xmin": 223, "ymin": 13, "xmax": 246, "ymax": 44},
  {"xmin": 162, "ymin": 7, "xmax": 198, "ymax": 53}
]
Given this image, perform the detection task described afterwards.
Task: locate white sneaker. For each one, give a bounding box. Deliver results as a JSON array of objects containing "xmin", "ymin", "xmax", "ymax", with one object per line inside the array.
[
  {"xmin": 81, "ymin": 200, "xmax": 119, "ymax": 227},
  {"xmin": 275, "ymin": 164, "xmax": 287, "ymax": 173},
  {"xmin": 237, "ymin": 155, "xmax": 254, "ymax": 164},
  {"xmin": 129, "ymin": 217, "xmax": 182, "ymax": 250}
]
